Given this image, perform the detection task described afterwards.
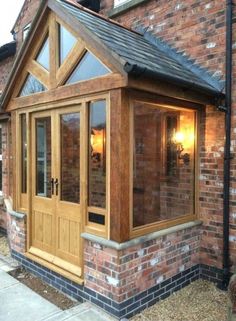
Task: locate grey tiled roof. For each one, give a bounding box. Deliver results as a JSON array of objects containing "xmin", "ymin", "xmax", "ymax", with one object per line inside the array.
[{"xmin": 58, "ymin": 0, "xmax": 223, "ymax": 95}]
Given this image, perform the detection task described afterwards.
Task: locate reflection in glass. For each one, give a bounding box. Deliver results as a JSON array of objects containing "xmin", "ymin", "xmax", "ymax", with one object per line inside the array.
[
  {"xmin": 61, "ymin": 113, "xmax": 80, "ymax": 203},
  {"xmin": 19, "ymin": 74, "xmax": 46, "ymax": 97},
  {"xmin": 66, "ymin": 51, "xmax": 110, "ymax": 85},
  {"xmin": 88, "ymin": 100, "xmax": 106, "ymax": 209},
  {"xmin": 133, "ymin": 102, "xmax": 195, "ymax": 228},
  {"xmin": 21, "ymin": 114, "xmax": 27, "ymax": 193},
  {"xmin": 36, "ymin": 117, "xmax": 51, "ymax": 198},
  {"xmin": 36, "ymin": 37, "xmax": 50, "ymax": 70},
  {"xmin": 59, "ymin": 24, "xmax": 77, "ymax": 65}
]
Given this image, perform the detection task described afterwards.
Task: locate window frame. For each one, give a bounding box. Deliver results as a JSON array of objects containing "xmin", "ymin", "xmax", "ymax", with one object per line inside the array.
[
  {"xmin": 129, "ymin": 98, "xmax": 199, "ymax": 239},
  {"xmin": 85, "ymin": 96, "xmax": 110, "ymax": 238},
  {"xmin": 16, "ymin": 112, "xmax": 29, "ymax": 213},
  {"xmin": 23, "ymin": 23, "xmax": 31, "ymax": 41}
]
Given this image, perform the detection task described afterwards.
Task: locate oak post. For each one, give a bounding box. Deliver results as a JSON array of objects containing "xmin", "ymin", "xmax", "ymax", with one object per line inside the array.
[{"xmin": 110, "ymin": 89, "xmax": 130, "ymax": 243}]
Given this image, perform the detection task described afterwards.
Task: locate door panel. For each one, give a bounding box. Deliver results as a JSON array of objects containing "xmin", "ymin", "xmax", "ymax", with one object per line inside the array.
[
  {"xmin": 30, "ymin": 106, "xmax": 83, "ymax": 276},
  {"xmin": 31, "ymin": 112, "xmax": 55, "ymax": 255},
  {"xmin": 55, "ymin": 108, "xmax": 82, "ymax": 269}
]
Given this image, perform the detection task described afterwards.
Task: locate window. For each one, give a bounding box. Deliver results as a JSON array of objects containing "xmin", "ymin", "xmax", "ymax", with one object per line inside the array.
[
  {"xmin": 88, "ymin": 100, "xmax": 107, "ymax": 226},
  {"xmin": 88, "ymin": 100, "xmax": 106, "ymax": 209},
  {"xmin": 19, "ymin": 73, "xmax": 46, "ymax": 97},
  {"xmin": 66, "ymin": 51, "xmax": 110, "ymax": 85},
  {"xmin": 36, "ymin": 117, "xmax": 51, "ymax": 198},
  {"xmin": 36, "ymin": 37, "xmax": 50, "ymax": 71},
  {"xmin": 58, "ymin": 24, "xmax": 77, "ymax": 66},
  {"xmin": 60, "ymin": 112, "xmax": 80, "ymax": 203},
  {"xmin": 132, "ymin": 101, "xmax": 196, "ymax": 229},
  {"xmin": 23, "ymin": 23, "xmax": 31, "ymax": 41},
  {"xmin": 21, "ymin": 114, "xmax": 27, "ymax": 194},
  {"xmin": 114, "ymin": 0, "xmax": 130, "ymax": 6}
]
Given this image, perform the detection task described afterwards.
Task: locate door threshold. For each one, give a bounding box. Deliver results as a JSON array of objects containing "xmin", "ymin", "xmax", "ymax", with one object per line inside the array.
[{"xmin": 25, "ymin": 252, "xmax": 84, "ymax": 285}]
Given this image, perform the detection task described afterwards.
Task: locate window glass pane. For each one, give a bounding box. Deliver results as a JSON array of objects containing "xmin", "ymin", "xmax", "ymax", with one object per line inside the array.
[
  {"xmin": 59, "ymin": 24, "xmax": 77, "ymax": 65},
  {"xmin": 21, "ymin": 114, "xmax": 27, "ymax": 194},
  {"xmin": 133, "ymin": 102, "xmax": 195, "ymax": 228},
  {"xmin": 66, "ymin": 51, "xmax": 110, "ymax": 85},
  {"xmin": 36, "ymin": 117, "xmax": 51, "ymax": 198},
  {"xmin": 19, "ymin": 74, "xmax": 46, "ymax": 97},
  {"xmin": 88, "ymin": 100, "xmax": 106, "ymax": 208},
  {"xmin": 36, "ymin": 37, "xmax": 50, "ymax": 71},
  {"xmin": 61, "ymin": 112, "xmax": 80, "ymax": 203}
]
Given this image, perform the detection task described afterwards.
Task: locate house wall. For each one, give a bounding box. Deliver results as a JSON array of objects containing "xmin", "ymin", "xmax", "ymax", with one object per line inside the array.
[
  {"xmin": 100, "ymin": 0, "xmax": 234, "ymax": 275},
  {"xmin": 0, "ymin": 57, "xmax": 15, "ymax": 94},
  {"xmin": 0, "ymin": 0, "xmax": 41, "ymax": 231},
  {"xmin": 12, "ymin": 0, "xmax": 41, "ymax": 52}
]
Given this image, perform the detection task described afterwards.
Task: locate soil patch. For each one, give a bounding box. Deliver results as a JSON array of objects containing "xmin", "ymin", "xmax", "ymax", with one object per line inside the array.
[{"xmin": 9, "ymin": 267, "xmax": 79, "ymax": 310}]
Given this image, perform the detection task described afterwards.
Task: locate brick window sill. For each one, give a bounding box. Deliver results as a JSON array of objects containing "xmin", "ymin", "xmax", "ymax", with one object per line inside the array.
[
  {"xmin": 108, "ymin": 0, "xmax": 148, "ymax": 18},
  {"xmin": 81, "ymin": 220, "xmax": 202, "ymax": 250}
]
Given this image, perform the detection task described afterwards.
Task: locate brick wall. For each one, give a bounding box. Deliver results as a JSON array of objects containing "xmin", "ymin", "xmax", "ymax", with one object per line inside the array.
[
  {"xmin": 6, "ymin": 212, "xmax": 26, "ymax": 254},
  {"xmin": 199, "ymin": 105, "xmax": 225, "ymax": 269},
  {"xmin": 84, "ymin": 224, "xmax": 200, "ymax": 302},
  {"xmin": 100, "ymin": 0, "xmax": 236, "ymax": 273},
  {"xmin": 13, "ymin": 0, "xmax": 41, "ymax": 52},
  {"xmin": 102, "ymin": 0, "xmax": 226, "ymax": 79},
  {"xmin": 0, "ymin": 57, "xmax": 14, "ymax": 94}
]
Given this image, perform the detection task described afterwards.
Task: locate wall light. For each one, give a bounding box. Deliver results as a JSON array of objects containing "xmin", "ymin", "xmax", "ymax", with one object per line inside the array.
[{"xmin": 173, "ymin": 130, "xmax": 191, "ymax": 165}]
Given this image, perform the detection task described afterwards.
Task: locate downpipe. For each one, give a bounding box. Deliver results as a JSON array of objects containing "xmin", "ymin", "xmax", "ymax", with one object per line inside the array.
[{"xmin": 218, "ymin": 0, "xmax": 233, "ymax": 290}]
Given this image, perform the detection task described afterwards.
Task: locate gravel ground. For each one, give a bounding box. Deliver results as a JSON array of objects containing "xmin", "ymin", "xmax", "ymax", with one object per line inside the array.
[
  {"xmin": 131, "ymin": 280, "xmax": 228, "ymax": 321},
  {"xmin": 0, "ymin": 234, "xmax": 10, "ymax": 256}
]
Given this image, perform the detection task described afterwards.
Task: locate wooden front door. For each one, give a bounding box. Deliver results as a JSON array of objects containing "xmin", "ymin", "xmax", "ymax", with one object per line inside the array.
[{"xmin": 29, "ymin": 106, "xmax": 84, "ymax": 277}]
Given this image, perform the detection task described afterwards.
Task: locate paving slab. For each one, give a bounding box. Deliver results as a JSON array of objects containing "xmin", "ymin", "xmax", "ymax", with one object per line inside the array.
[
  {"xmin": 0, "ymin": 281, "xmax": 60, "ymax": 321},
  {"xmin": 0, "ymin": 259, "xmax": 117, "ymax": 321},
  {"xmin": 42, "ymin": 303, "xmax": 117, "ymax": 321},
  {"xmin": 0, "ymin": 270, "xmax": 19, "ymax": 289}
]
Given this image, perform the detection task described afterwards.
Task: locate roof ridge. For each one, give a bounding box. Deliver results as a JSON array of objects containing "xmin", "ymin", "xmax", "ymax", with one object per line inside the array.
[
  {"xmin": 136, "ymin": 25, "xmax": 224, "ymax": 93},
  {"xmin": 59, "ymin": 0, "xmax": 141, "ymax": 35}
]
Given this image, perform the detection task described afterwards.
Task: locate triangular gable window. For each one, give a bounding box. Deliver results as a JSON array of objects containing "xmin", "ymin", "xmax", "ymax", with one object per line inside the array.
[
  {"xmin": 19, "ymin": 74, "xmax": 46, "ymax": 97},
  {"xmin": 59, "ymin": 24, "xmax": 77, "ymax": 66},
  {"xmin": 36, "ymin": 37, "xmax": 50, "ymax": 71},
  {"xmin": 66, "ymin": 51, "xmax": 111, "ymax": 85}
]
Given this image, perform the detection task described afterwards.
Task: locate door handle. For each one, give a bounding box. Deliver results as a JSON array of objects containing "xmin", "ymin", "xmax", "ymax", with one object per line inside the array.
[
  {"xmin": 51, "ymin": 178, "xmax": 54, "ymax": 195},
  {"xmin": 55, "ymin": 178, "xmax": 59, "ymax": 196}
]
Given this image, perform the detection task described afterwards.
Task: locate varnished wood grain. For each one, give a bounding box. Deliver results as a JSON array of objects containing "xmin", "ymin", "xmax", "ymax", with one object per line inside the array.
[{"xmin": 109, "ymin": 89, "xmax": 130, "ymax": 243}]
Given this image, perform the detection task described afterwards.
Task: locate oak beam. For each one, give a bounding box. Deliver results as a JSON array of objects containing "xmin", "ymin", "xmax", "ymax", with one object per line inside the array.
[{"xmin": 109, "ymin": 89, "xmax": 130, "ymax": 243}]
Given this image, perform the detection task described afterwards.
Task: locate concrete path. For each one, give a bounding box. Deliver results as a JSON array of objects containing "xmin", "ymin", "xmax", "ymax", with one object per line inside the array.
[{"xmin": 0, "ymin": 255, "xmax": 117, "ymax": 321}]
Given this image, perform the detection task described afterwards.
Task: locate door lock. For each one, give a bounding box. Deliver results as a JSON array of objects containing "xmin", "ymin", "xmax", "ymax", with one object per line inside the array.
[
  {"xmin": 55, "ymin": 178, "xmax": 59, "ymax": 196},
  {"xmin": 51, "ymin": 178, "xmax": 54, "ymax": 195},
  {"xmin": 51, "ymin": 178, "xmax": 59, "ymax": 196}
]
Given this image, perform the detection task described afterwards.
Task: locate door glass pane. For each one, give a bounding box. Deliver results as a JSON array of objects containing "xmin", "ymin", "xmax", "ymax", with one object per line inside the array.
[
  {"xmin": 36, "ymin": 37, "xmax": 50, "ymax": 71},
  {"xmin": 66, "ymin": 51, "xmax": 110, "ymax": 85},
  {"xmin": 36, "ymin": 117, "xmax": 51, "ymax": 198},
  {"xmin": 88, "ymin": 100, "xmax": 106, "ymax": 208},
  {"xmin": 59, "ymin": 24, "xmax": 77, "ymax": 66},
  {"xmin": 61, "ymin": 113, "xmax": 80, "ymax": 203}
]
